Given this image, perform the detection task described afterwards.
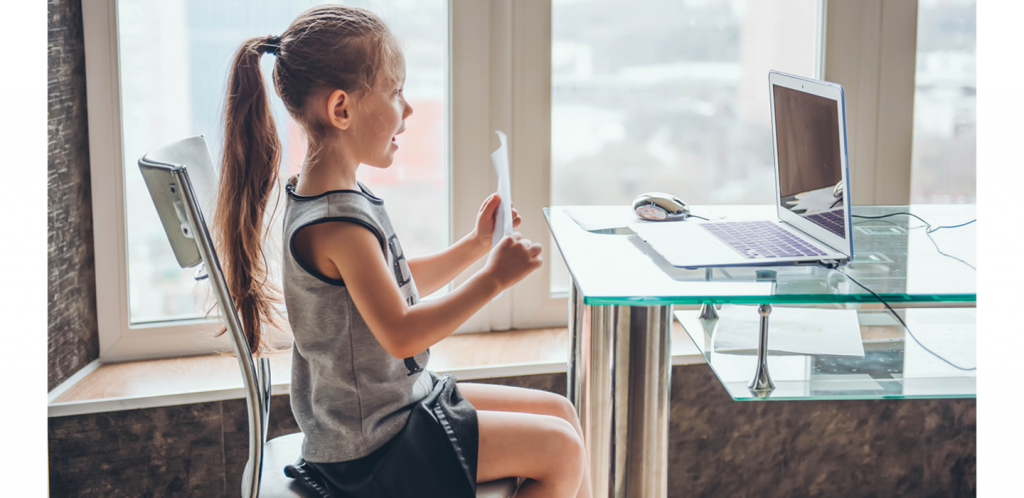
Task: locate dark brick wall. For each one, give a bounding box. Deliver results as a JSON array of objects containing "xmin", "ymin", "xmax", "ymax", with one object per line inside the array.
[
  {"xmin": 48, "ymin": 367, "xmax": 976, "ymax": 497},
  {"xmin": 48, "ymin": 395, "xmax": 300, "ymax": 497},
  {"xmin": 668, "ymin": 365, "xmax": 975, "ymax": 498},
  {"xmin": 48, "ymin": 0, "xmax": 99, "ymax": 391}
]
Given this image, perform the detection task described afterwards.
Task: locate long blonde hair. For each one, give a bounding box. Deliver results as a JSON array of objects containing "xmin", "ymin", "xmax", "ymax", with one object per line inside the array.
[{"xmin": 214, "ymin": 5, "xmax": 403, "ymax": 353}]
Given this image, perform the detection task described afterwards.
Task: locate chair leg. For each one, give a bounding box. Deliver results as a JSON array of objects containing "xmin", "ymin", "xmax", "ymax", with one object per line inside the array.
[{"xmin": 258, "ymin": 357, "xmax": 272, "ymax": 443}]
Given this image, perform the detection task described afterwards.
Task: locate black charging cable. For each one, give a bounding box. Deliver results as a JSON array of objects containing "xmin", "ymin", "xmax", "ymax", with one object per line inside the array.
[
  {"xmin": 822, "ymin": 211, "xmax": 977, "ymax": 371},
  {"xmin": 829, "ymin": 267, "xmax": 976, "ymax": 371}
]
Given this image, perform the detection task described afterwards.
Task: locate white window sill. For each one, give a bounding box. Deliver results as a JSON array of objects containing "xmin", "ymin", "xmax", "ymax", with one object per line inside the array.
[{"xmin": 48, "ymin": 325, "xmax": 704, "ymax": 418}]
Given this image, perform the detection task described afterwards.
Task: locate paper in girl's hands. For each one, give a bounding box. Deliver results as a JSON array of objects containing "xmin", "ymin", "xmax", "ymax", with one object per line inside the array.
[{"xmin": 490, "ymin": 130, "xmax": 514, "ymax": 249}]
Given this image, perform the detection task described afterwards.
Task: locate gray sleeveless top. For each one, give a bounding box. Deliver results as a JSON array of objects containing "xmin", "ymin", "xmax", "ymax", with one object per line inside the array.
[{"xmin": 283, "ymin": 179, "xmax": 432, "ymax": 463}]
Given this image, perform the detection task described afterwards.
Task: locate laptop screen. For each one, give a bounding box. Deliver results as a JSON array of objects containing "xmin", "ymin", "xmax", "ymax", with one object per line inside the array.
[{"xmin": 773, "ymin": 85, "xmax": 846, "ymax": 239}]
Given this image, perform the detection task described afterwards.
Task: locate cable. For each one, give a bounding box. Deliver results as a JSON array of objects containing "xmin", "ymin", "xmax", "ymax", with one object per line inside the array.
[
  {"xmin": 927, "ymin": 219, "xmax": 976, "ymax": 233},
  {"xmin": 832, "ymin": 267, "xmax": 976, "ymax": 372},
  {"xmin": 851, "ymin": 212, "xmax": 976, "ymax": 270},
  {"xmin": 688, "ymin": 214, "xmax": 709, "ymax": 221},
  {"xmin": 925, "ymin": 228, "xmax": 976, "ymax": 270},
  {"xmin": 854, "ymin": 217, "xmax": 930, "ymax": 231},
  {"xmin": 851, "ymin": 211, "xmax": 931, "ymax": 225}
]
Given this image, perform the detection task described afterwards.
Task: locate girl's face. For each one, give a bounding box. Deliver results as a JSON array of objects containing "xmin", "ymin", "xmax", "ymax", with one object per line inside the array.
[{"xmin": 350, "ymin": 60, "xmax": 413, "ymax": 169}]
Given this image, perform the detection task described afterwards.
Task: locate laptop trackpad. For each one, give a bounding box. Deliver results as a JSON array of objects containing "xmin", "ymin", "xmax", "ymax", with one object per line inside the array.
[{"xmin": 628, "ymin": 221, "xmax": 744, "ymax": 267}]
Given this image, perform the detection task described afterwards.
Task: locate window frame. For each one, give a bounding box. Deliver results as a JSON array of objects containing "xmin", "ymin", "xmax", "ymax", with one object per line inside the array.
[
  {"xmin": 83, "ymin": 0, "xmax": 918, "ymax": 362},
  {"xmin": 84, "ymin": 0, "xmax": 248, "ymax": 361},
  {"xmin": 449, "ymin": 0, "xmax": 566, "ymax": 331},
  {"xmin": 822, "ymin": 0, "xmax": 918, "ymax": 205}
]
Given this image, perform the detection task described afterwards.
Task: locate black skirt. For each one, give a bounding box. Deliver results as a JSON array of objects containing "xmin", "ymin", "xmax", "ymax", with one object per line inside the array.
[{"xmin": 284, "ymin": 372, "xmax": 479, "ymax": 498}]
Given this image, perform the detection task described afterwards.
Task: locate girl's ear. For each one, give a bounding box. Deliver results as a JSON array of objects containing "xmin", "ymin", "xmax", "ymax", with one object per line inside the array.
[{"xmin": 327, "ymin": 89, "xmax": 351, "ymax": 131}]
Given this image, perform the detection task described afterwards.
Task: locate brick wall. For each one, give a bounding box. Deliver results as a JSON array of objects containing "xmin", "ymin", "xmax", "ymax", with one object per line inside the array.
[
  {"xmin": 48, "ymin": 0, "xmax": 99, "ymax": 391},
  {"xmin": 49, "ymin": 368, "xmax": 976, "ymax": 497}
]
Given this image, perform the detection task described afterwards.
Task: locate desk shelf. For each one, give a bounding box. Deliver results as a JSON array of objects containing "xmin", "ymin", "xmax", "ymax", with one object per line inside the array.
[{"xmin": 675, "ymin": 307, "xmax": 976, "ymax": 401}]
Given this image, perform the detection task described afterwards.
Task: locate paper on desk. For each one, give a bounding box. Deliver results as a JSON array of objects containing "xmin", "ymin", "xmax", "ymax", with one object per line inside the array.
[
  {"xmin": 565, "ymin": 206, "xmax": 640, "ymax": 231},
  {"xmin": 491, "ymin": 130, "xmax": 514, "ymax": 249},
  {"xmin": 712, "ymin": 304, "xmax": 865, "ymax": 357}
]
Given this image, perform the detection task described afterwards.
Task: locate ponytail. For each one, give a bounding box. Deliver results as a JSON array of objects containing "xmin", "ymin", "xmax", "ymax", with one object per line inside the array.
[{"xmin": 214, "ymin": 36, "xmax": 283, "ymax": 355}]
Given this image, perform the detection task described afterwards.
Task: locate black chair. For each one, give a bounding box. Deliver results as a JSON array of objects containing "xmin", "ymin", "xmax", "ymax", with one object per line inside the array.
[{"xmin": 139, "ymin": 136, "xmax": 518, "ymax": 497}]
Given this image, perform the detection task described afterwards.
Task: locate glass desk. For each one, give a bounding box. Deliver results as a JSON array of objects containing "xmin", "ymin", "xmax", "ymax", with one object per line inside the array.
[{"xmin": 544, "ymin": 204, "xmax": 976, "ymax": 498}]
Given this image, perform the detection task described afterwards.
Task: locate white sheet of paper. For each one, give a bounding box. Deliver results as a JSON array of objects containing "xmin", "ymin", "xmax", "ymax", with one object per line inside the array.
[
  {"xmin": 712, "ymin": 304, "xmax": 865, "ymax": 357},
  {"xmin": 491, "ymin": 130, "xmax": 514, "ymax": 248},
  {"xmin": 566, "ymin": 206, "xmax": 640, "ymax": 231}
]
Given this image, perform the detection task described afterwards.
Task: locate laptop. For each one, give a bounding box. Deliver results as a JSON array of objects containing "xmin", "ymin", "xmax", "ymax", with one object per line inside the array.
[{"xmin": 628, "ymin": 70, "xmax": 853, "ymax": 269}]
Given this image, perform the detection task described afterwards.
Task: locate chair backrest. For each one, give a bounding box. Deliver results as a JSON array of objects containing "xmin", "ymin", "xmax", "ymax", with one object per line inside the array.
[{"xmin": 139, "ymin": 136, "xmax": 272, "ymax": 498}]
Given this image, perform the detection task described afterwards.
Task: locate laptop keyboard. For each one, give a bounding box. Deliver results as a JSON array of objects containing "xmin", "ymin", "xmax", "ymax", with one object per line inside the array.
[
  {"xmin": 805, "ymin": 209, "xmax": 846, "ymax": 237},
  {"xmin": 701, "ymin": 221, "xmax": 827, "ymax": 259}
]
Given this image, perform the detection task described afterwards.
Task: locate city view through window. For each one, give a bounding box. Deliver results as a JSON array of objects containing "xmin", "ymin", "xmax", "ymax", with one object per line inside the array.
[{"xmin": 911, "ymin": 0, "xmax": 976, "ymax": 204}]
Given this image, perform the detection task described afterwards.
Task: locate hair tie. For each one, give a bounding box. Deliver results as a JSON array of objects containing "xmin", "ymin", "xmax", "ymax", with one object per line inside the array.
[{"xmin": 265, "ymin": 35, "xmax": 281, "ymax": 56}]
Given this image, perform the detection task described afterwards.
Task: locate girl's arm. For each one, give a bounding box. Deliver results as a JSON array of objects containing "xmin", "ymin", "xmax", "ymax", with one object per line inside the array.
[
  {"xmin": 319, "ymin": 220, "xmax": 541, "ymax": 358},
  {"xmin": 407, "ymin": 194, "xmax": 521, "ymax": 296}
]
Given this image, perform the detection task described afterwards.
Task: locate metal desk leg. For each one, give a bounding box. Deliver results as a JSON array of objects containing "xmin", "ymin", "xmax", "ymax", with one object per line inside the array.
[
  {"xmin": 698, "ymin": 269, "xmax": 719, "ymax": 321},
  {"xmin": 570, "ymin": 280, "xmax": 672, "ymax": 498},
  {"xmin": 747, "ymin": 304, "xmax": 775, "ymax": 393}
]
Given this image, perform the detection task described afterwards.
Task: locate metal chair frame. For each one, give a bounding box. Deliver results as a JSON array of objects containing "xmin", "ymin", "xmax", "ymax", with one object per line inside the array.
[{"xmin": 139, "ymin": 143, "xmax": 271, "ymax": 498}]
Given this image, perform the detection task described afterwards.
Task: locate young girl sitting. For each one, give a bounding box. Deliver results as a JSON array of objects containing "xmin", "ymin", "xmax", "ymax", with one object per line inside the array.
[{"xmin": 214, "ymin": 6, "xmax": 591, "ymax": 498}]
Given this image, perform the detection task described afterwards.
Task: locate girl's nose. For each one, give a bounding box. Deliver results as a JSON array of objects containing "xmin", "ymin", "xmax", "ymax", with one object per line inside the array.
[{"xmin": 404, "ymin": 102, "xmax": 414, "ymax": 120}]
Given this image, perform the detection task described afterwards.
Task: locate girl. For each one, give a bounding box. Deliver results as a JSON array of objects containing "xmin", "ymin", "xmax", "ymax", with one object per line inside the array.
[{"xmin": 214, "ymin": 5, "xmax": 592, "ymax": 498}]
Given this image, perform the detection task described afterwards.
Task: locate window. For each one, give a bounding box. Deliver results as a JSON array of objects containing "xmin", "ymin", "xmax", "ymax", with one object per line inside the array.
[
  {"xmin": 86, "ymin": 0, "xmax": 449, "ymax": 360},
  {"xmin": 549, "ymin": 0, "xmax": 821, "ymax": 293},
  {"xmin": 910, "ymin": 0, "xmax": 975, "ymax": 204},
  {"xmin": 85, "ymin": 0, "xmax": 923, "ymax": 360}
]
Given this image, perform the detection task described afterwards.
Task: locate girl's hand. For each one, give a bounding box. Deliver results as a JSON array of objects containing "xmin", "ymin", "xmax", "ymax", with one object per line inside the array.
[
  {"xmin": 482, "ymin": 232, "xmax": 542, "ymax": 289},
  {"xmin": 472, "ymin": 193, "xmax": 522, "ymax": 251}
]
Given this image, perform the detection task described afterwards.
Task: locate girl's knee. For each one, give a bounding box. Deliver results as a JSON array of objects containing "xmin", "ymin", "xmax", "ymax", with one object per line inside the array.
[
  {"xmin": 554, "ymin": 394, "xmax": 579, "ymax": 424},
  {"xmin": 536, "ymin": 390, "xmax": 579, "ymax": 425},
  {"xmin": 548, "ymin": 393, "xmax": 583, "ymax": 436},
  {"xmin": 541, "ymin": 417, "xmax": 586, "ymax": 482}
]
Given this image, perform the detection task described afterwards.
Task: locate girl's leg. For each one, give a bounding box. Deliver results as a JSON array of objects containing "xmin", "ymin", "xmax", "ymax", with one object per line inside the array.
[
  {"xmin": 476, "ymin": 410, "xmax": 585, "ymax": 498},
  {"xmin": 460, "ymin": 383, "xmax": 593, "ymax": 498}
]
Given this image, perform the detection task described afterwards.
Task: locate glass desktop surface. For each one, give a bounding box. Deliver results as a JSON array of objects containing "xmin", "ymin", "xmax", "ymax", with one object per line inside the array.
[
  {"xmin": 675, "ymin": 308, "xmax": 976, "ymax": 401},
  {"xmin": 544, "ymin": 205, "xmax": 976, "ymax": 306}
]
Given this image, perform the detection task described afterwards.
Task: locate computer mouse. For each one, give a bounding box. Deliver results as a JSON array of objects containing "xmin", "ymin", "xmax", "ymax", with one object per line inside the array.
[{"xmin": 633, "ymin": 192, "xmax": 690, "ymax": 221}]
